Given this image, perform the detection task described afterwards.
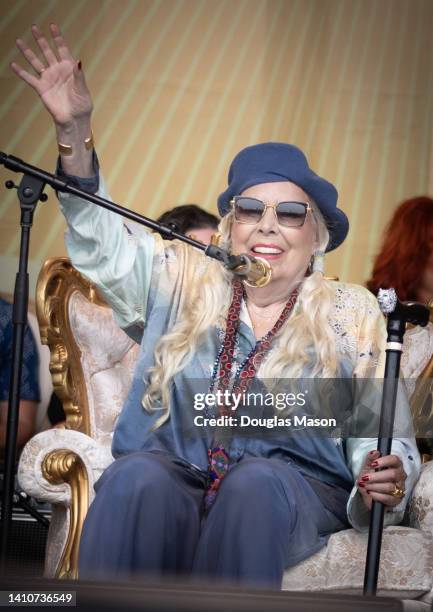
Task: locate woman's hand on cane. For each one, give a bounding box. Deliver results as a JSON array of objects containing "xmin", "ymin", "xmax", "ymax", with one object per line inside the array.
[{"xmin": 357, "ymin": 450, "xmax": 407, "ymax": 511}]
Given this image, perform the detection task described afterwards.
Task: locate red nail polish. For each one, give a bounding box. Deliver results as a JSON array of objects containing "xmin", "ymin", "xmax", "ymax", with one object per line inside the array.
[
  {"xmin": 77, "ymin": 60, "xmax": 82, "ymax": 70},
  {"xmin": 358, "ymin": 482, "xmax": 365, "ymax": 488},
  {"xmin": 368, "ymin": 450, "xmax": 377, "ymax": 455},
  {"xmin": 371, "ymin": 461, "xmax": 379, "ymax": 467},
  {"xmin": 361, "ymin": 475, "xmax": 369, "ymax": 482}
]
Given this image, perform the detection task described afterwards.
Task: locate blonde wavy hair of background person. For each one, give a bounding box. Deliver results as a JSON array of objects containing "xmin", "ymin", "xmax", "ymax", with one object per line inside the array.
[{"xmin": 143, "ymin": 203, "xmax": 338, "ymax": 430}]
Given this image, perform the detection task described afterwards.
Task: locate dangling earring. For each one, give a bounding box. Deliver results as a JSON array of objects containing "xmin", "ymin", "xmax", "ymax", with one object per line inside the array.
[
  {"xmin": 210, "ymin": 232, "xmax": 223, "ymax": 246},
  {"xmin": 311, "ymin": 250, "xmax": 325, "ymax": 274}
]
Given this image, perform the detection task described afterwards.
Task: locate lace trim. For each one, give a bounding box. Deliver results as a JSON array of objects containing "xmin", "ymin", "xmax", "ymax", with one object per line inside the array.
[
  {"xmin": 329, "ymin": 285, "xmax": 381, "ymax": 372},
  {"xmin": 214, "ymin": 284, "xmax": 382, "ymax": 376}
]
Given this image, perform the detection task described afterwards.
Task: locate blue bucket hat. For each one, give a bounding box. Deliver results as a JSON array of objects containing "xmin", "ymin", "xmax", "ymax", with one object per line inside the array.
[{"xmin": 217, "ymin": 142, "xmax": 349, "ymax": 251}]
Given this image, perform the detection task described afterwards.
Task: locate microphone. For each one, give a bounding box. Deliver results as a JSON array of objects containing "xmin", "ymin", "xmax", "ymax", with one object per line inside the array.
[
  {"xmin": 225, "ymin": 253, "xmax": 272, "ymax": 288},
  {"xmin": 203, "ymin": 245, "xmax": 272, "ymax": 287},
  {"xmin": 377, "ymin": 288, "xmax": 429, "ymax": 326}
]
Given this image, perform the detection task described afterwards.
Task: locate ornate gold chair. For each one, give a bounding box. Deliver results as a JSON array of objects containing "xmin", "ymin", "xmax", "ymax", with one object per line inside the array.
[
  {"xmin": 17, "ymin": 258, "xmax": 139, "ymax": 578},
  {"xmin": 17, "ymin": 258, "xmax": 433, "ymax": 606}
]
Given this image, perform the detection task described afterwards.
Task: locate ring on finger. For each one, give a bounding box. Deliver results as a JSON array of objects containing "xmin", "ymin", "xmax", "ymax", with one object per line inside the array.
[{"xmin": 390, "ymin": 484, "xmax": 405, "ymax": 499}]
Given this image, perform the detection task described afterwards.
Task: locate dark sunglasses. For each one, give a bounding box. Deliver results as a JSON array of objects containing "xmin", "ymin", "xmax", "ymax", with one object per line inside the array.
[{"xmin": 230, "ymin": 196, "xmax": 312, "ymax": 228}]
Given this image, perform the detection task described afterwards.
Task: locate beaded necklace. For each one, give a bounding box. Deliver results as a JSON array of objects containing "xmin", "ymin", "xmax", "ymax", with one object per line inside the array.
[{"xmin": 204, "ymin": 279, "xmax": 298, "ymax": 510}]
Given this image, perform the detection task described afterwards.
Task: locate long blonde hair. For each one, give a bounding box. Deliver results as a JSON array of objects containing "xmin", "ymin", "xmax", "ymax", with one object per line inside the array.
[{"xmin": 143, "ymin": 204, "xmax": 338, "ymax": 429}]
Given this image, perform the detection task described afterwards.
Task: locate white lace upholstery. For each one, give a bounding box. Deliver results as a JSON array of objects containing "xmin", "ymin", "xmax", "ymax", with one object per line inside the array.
[
  {"xmin": 17, "ymin": 286, "xmax": 433, "ymax": 600},
  {"xmin": 282, "ymin": 526, "xmax": 433, "ymax": 598},
  {"xmin": 282, "ymin": 462, "xmax": 433, "ymax": 599},
  {"xmin": 401, "ymin": 323, "xmax": 433, "ymax": 396},
  {"xmin": 408, "ymin": 462, "xmax": 433, "ymax": 537},
  {"xmin": 70, "ymin": 292, "xmax": 139, "ymax": 444}
]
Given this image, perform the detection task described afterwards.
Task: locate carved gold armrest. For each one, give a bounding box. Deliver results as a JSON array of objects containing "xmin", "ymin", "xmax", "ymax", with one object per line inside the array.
[
  {"xmin": 42, "ymin": 450, "xmax": 88, "ymax": 579},
  {"xmin": 17, "ymin": 430, "xmax": 113, "ymax": 580}
]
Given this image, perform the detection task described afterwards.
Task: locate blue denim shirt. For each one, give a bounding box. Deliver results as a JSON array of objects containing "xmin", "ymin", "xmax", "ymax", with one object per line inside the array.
[{"xmin": 0, "ymin": 298, "xmax": 40, "ymax": 402}]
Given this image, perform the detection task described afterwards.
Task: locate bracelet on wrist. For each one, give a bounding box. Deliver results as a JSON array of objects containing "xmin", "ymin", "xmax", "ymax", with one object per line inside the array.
[{"xmin": 58, "ymin": 130, "xmax": 94, "ymax": 156}]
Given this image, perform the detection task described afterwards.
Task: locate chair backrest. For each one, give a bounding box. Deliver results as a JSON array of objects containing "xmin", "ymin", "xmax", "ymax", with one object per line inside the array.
[{"xmin": 36, "ymin": 258, "xmax": 139, "ymax": 447}]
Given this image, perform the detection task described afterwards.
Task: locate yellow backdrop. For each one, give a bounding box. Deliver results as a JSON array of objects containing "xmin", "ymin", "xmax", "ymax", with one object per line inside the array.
[{"xmin": 1, "ymin": 0, "xmax": 432, "ymax": 297}]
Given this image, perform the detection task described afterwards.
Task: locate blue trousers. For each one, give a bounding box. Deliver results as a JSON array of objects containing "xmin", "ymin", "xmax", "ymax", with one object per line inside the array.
[{"xmin": 78, "ymin": 451, "xmax": 346, "ymax": 588}]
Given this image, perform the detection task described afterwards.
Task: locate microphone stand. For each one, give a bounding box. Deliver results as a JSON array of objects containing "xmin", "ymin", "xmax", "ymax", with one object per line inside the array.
[
  {"xmin": 363, "ymin": 293, "xmax": 429, "ymax": 595},
  {"xmin": 0, "ymin": 151, "xmax": 262, "ymax": 568},
  {"xmin": 0, "ymin": 170, "xmax": 47, "ymax": 572}
]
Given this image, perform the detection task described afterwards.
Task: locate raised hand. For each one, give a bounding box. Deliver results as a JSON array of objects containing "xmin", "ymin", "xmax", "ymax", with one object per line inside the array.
[
  {"xmin": 357, "ymin": 450, "xmax": 407, "ymax": 511},
  {"xmin": 11, "ymin": 24, "xmax": 94, "ymax": 177},
  {"xmin": 10, "ymin": 24, "xmax": 93, "ymax": 128}
]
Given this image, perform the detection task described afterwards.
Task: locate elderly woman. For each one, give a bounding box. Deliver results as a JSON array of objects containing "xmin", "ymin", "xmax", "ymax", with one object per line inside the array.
[{"xmin": 11, "ymin": 25, "xmax": 420, "ymax": 587}]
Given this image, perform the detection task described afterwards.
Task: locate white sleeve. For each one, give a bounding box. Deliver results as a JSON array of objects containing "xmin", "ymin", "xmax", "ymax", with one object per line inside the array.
[
  {"xmin": 58, "ymin": 175, "xmax": 154, "ymax": 340},
  {"xmin": 346, "ymin": 437, "xmax": 421, "ymax": 531}
]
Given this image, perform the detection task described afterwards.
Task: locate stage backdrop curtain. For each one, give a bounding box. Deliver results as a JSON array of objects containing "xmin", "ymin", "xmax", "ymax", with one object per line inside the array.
[{"xmin": 0, "ymin": 0, "xmax": 432, "ymax": 295}]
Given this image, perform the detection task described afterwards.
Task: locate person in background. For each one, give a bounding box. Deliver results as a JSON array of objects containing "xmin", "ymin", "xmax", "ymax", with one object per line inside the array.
[
  {"xmin": 366, "ymin": 196, "xmax": 433, "ymax": 303},
  {"xmin": 157, "ymin": 204, "xmax": 219, "ymax": 244},
  {"xmin": 366, "ymin": 196, "xmax": 433, "ymax": 458},
  {"xmin": 0, "ymin": 297, "xmax": 40, "ymax": 454}
]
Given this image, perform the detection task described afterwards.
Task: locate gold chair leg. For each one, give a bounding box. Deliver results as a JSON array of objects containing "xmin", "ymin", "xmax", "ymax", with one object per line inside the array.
[{"xmin": 42, "ymin": 450, "xmax": 89, "ymax": 579}]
